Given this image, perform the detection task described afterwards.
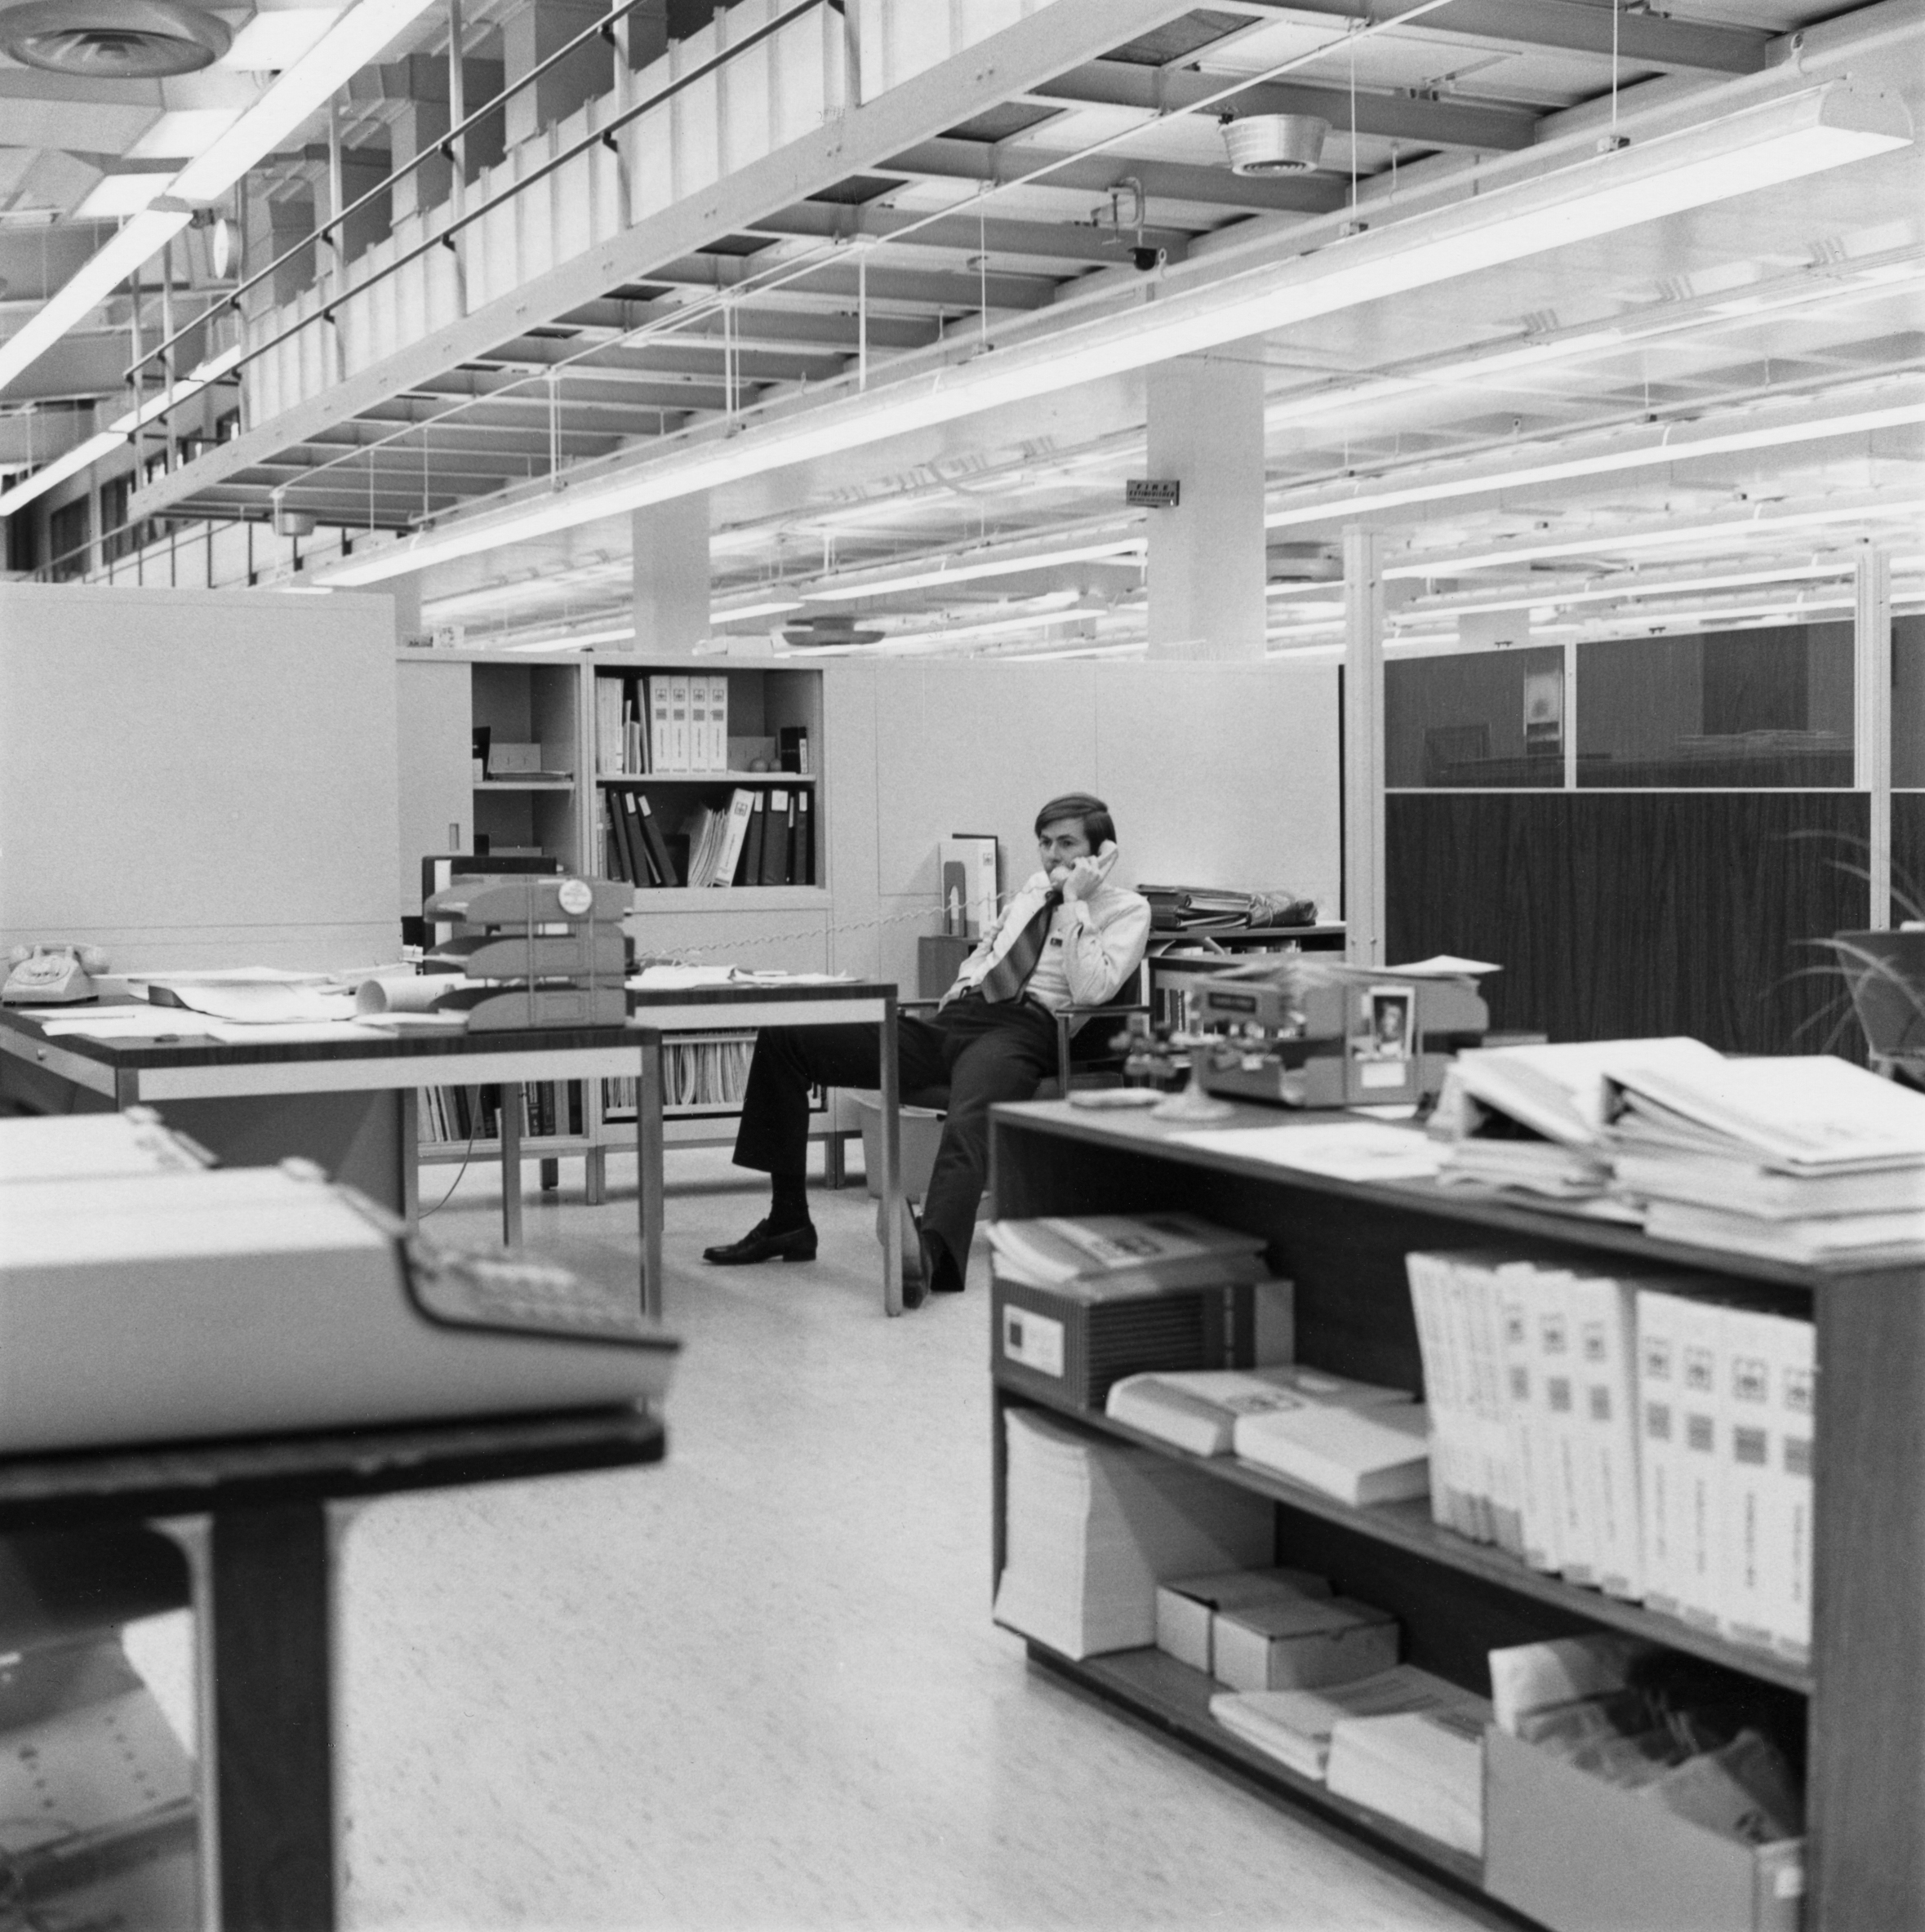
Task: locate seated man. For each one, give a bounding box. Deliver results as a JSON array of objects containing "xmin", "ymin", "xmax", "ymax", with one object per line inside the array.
[{"xmin": 704, "ymin": 792, "xmax": 1152, "ymax": 1304}]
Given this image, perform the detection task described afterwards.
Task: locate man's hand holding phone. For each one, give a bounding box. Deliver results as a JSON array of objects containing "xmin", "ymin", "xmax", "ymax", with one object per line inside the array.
[{"xmin": 1057, "ymin": 841, "xmax": 1118, "ymax": 904}]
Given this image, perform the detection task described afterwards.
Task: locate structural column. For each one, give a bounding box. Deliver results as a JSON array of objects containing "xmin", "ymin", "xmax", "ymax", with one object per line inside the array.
[
  {"xmin": 1144, "ymin": 352, "xmax": 1266, "ymax": 661},
  {"xmin": 1856, "ymin": 542, "xmax": 1893, "ymax": 928},
  {"xmin": 633, "ymin": 494, "xmax": 709, "ymax": 652},
  {"xmin": 1343, "ymin": 525, "xmax": 1385, "ymax": 968}
]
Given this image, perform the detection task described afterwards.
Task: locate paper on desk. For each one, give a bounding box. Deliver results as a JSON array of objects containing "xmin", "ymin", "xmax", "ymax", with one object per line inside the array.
[
  {"xmin": 150, "ymin": 983, "xmax": 361, "ymax": 1024},
  {"xmin": 201, "ymin": 1021, "xmax": 369, "ymax": 1044},
  {"xmin": 732, "ymin": 970, "xmax": 854, "ymax": 985},
  {"xmin": 33, "ymin": 1009, "xmax": 220, "ymax": 1039},
  {"xmin": 352, "ymin": 1010, "xmax": 469, "ymax": 1030},
  {"xmin": 629, "ymin": 966, "xmax": 745, "ymax": 989},
  {"xmin": 1168, "ymin": 1121, "xmax": 1446, "ymax": 1181},
  {"xmin": 128, "ymin": 967, "xmax": 336, "ymax": 988},
  {"xmin": 1386, "ymin": 956, "xmax": 1502, "ymax": 979}
]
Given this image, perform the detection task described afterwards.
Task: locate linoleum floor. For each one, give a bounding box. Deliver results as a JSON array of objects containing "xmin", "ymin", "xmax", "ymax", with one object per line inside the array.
[{"xmin": 322, "ymin": 1151, "xmax": 1507, "ymax": 1931}]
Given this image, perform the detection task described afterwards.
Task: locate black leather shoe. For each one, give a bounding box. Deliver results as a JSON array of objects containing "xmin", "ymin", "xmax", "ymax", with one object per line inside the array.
[{"xmin": 702, "ymin": 1218, "xmax": 817, "ymax": 1264}]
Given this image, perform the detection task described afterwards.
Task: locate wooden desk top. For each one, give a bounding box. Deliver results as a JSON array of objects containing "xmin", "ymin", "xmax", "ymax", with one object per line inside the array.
[
  {"xmin": 0, "ymin": 982, "xmax": 896, "ymax": 1076},
  {"xmin": 0, "ymin": 1405, "xmax": 666, "ymax": 1533}
]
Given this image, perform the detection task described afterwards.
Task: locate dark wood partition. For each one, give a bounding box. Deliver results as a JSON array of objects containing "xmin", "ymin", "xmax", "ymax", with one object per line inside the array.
[{"xmin": 1385, "ymin": 791, "xmax": 1869, "ymax": 1051}]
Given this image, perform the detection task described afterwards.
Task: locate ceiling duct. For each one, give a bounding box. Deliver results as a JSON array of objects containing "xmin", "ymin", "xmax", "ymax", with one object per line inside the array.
[
  {"xmin": 1221, "ymin": 113, "xmax": 1330, "ymax": 178},
  {"xmin": 0, "ymin": 0, "xmax": 231, "ymax": 76},
  {"xmin": 781, "ymin": 615, "xmax": 882, "ymax": 649}
]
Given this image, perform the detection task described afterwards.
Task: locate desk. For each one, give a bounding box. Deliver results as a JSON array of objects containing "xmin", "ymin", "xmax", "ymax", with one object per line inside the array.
[
  {"xmin": 0, "ymin": 1405, "xmax": 663, "ymax": 1931},
  {"xmin": 0, "ymin": 983, "xmax": 909, "ymax": 1319}
]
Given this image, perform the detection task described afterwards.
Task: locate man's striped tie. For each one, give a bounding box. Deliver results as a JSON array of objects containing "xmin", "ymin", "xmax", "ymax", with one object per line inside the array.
[{"xmin": 979, "ymin": 889, "xmax": 1062, "ymax": 1003}]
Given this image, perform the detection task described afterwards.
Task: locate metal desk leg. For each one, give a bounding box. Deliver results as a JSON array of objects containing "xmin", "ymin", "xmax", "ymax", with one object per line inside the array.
[
  {"xmin": 399, "ymin": 1089, "xmax": 420, "ymax": 1227},
  {"xmin": 638, "ymin": 1033, "xmax": 665, "ymax": 1323},
  {"xmin": 878, "ymin": 993, "xmax": 903, "ymax": 1317},
  {"xmin": 211, "ymin": 1501, "xmax": 335, "ymax": 1930},
  {"xmin": 500, "ymin": 1085, "xmax": 522, "ymax": 1250}
]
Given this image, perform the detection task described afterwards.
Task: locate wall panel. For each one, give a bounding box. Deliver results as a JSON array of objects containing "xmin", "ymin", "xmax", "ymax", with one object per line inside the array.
[{"xmin": 1385, "ymin": 791, "xmax": 1869, "ymax": 1053}]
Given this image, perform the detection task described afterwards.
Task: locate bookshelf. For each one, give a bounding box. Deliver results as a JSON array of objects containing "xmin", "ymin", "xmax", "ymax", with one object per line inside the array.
[
  {"xmin": 396, "ymin": 652, "xmax": 842, "ymax": 1195},
  {"xmin": 987, "ymin": 1097, "xmax": 1910, "ymax": 1931},
  {"xmin": 590, "ymin": 660, "xmax": 825, "ymax": 895}
]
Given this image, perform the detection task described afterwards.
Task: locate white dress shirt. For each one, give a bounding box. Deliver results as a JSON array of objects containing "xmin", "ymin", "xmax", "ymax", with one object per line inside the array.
[{"xmin": 946, "ymin": 870, "xmax": 1153, "ymax": 1022}]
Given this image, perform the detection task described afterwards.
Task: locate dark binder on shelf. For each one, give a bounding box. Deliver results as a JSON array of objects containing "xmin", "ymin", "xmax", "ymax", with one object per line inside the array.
[
  {"xmin": 605, "ymin": 813, "xmax": 629, "ymax": 884},
  {"xmin": 779, "ymin": 725, "xmax": 811, "ymax": 775},
  {"xmin": 743, "ymin": 791, "xmax": 767, "ymax": 886},
  {"xmin": 783, "ymin": 789, "xmax": 800, "ymax": 885},
  {"xmin": 797, "ymin": 789, "xmax": 813, "ymax": 886},
  {"xmin": 759, "ymin": 789, "xmax": 789, "ymax": 886},
  {"xmin": 637, "ymin": 792, "xmax": 679, "ymax": 886},
  {"xmin": 615, "ymin": 790, "xmax": 650, "ymax": 886}
]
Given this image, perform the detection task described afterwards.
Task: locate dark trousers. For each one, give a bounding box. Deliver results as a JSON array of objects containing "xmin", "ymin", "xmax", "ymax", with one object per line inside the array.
[{"xmin": 731, "ymin": 993, "xmax": 1059, "ymax": 1275}]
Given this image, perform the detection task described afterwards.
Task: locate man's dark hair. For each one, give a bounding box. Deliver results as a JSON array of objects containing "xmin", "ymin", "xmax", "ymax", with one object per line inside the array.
[{"xmin": 1034, "ymin": 791, "xmax": 1115, "ymax": 849}]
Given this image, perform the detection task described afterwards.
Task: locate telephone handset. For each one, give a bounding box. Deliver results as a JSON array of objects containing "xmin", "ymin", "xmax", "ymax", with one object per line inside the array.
[
  {"xmin": 1050, "ymin": 841, "xmax": 1119, "ymax": 895},
  {"xmin": 4, "ymin": 944, "xmax": 109, "ymax": 1006}
]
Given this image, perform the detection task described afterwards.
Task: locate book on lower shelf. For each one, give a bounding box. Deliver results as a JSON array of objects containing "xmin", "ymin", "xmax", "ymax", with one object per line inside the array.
[
  {"xmin": 1207, "ymin": 1665, "xmax": 1486, "ymax": 1782},
  {"xmin": 418, "ymin": 1080, "xmax": 586, "ymax": 1147}
]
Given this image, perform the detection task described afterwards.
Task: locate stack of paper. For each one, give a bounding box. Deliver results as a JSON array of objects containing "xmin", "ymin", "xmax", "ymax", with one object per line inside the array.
[
  {"xmin": 985, "ymin": 1213, "xmax": 1269, "ymax": 1296},
  {"xmin": 1605, "ymin": 1054, "xmax": 1925, "ymax": 1263},
  {"xmin": 1232, "ymin": 1403, "xmax": 1430, "ymax": 1506},
  {"xmin": 1326, "ymin": 1701, "xmax": 1492, "ymax": 1855},
  {"xmin": 1106, "ymin": 1364, "xmax": 1414, "ymax": 1457},
  {"xmin": 993, "ymin": 1409, "xmax": 1272, "ymax": 1659},
  {"xmin": 1209, "ymin": 1665, "xmax": 1483, "ymax": 1780}
]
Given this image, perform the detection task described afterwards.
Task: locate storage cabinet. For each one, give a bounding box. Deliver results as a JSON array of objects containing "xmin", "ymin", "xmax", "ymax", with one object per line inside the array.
[{"xmin": 987, "ymin": 1097, "xmax": 1918, "ymax": 1931}]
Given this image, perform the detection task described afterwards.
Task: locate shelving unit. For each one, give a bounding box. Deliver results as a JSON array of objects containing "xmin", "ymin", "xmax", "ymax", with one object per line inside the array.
[
  {"xmin": 398, "ymin": 651, "xmax": 845, "ymax": 1195},
  {"xmin": 987, "ymin": 1095, "xmax": 1909, "ymax": 1931},
  {"xmin": 591, "ymin": 660, "xmax": 825, "ymax": 893}
]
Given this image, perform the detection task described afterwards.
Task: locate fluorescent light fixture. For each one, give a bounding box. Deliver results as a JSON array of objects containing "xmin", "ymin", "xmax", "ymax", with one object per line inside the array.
[
  {"xmin": 802, "ymin": 538, "xmax": 1146, "ymax": 602},
  {"xmin": 1385, "ymin": 498, "xmax": 1925, "ymax": 577},
  {"xmin": 1266, "ymin": 578, "xmax": 1342, "ymax": 597},
  {"xmin": 127, "ymin": 109, "xmax": 247, "ymax": 159},
  {"xmin": 0, "ymin": 0, "xmax": 430, "ymax": 402},
  {"xmin": 0, "ymin": 207, "xmax": 192, "ymax": 398},
  {"xmin": 1266, "ymin": 397, "xmax": 1925, "ymax": 529},
  {"xmin": 711, "ymin": 598, "xmax": 802, "ymax": 625},
  {"xmin": 319, "ymin": 80, "xmax": 1912, "ymax": 588},
  {"xmin": 495, "ymin": 623, "xmax": 635, "ymax": 652},
  {"xmin": 173, "ymin": 0, "xmax": 440, "ymax": 201},
  {"xmin": 1398, "ymin": 562, "xmax": 1860, "ymax": 620},
  {"xmin": 219, "ymin": 7, "xmax": 341, "ymax": 70},
  {"xmin": 1568, "ymin": 594, "xmax": 1856, "ymax": 629},
  {"xmin": 74, "ymin": 174, "xmax": 180, "ymax": 220},
  {"xmin": 0, "ymin": 342, "xmax": 244, "ymax": 517}
]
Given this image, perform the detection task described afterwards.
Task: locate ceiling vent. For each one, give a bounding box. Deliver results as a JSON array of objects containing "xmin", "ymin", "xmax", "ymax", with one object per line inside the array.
[
  {"xmin": 1221, "ymin": 113, "xmax": 1330, "ymax": 177},
  {"xmin": 0, "ymin": 0, "xmax": 230, "ymax": 76}
]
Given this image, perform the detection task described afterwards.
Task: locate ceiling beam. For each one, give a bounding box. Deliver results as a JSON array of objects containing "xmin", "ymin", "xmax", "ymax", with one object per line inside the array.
[
  {"xmin": 1029, "ymin": 61, "xmax": 1536, "ymax": 152},
  {"xmin": 1249, "ymin": 0, "xmax": 1769, "ymax": 76},
  {"xmin": 885, "ymin": 140, "xmax": 1344, "ymax": 215},
  {"xmin": 743, "ymin": 200, "xmax": 1191, "ymax": 267},
  {"xmin": 130, "ymin": 0, "xmax": 1205, "ymax": 524}
]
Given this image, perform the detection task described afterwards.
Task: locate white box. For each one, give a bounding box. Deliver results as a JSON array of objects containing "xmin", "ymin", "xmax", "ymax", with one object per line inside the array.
[
  {"xmin": 1213, "ymin": 1593, "xmax": 1400, "ymax": 1692},
  {"xmin": 1154, "ymin": 1566, "xmax": 1333, "ymax": 1676}
]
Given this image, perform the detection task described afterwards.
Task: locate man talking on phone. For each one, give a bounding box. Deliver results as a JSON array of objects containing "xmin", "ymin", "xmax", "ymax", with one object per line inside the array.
[{"xmin": 705, "ymin": 792, "xmax": 1151, "ymax": 1306}]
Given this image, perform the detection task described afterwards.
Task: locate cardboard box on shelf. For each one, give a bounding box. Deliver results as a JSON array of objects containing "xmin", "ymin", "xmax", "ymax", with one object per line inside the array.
[
  {"xmin": 1483, "ymin": 1727, "xmax": 1804, "ymax": 1932},
  {"xmin": 1154, "ymin": 1567, "xmax": 1333, "ymax": 1676}
]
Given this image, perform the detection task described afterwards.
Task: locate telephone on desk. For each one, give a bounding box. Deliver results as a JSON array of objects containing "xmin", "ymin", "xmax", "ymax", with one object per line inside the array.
[{"xmin": 3, "ymin": 943, "xmax": 108, "ymax": 1005}]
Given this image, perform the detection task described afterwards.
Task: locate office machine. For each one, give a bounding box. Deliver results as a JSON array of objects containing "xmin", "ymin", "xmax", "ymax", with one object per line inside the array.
[
  {"xmin": 0, "ymin": 1153, "xmax": 675, "ymax": 1454},
  {"xmin": 420, "ymin": 873, "xmax": 629, "ymax": 1028},
  {"xmin": 1195, "ymin": 963, "xmax": 1489, "ymax": 1109}
]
